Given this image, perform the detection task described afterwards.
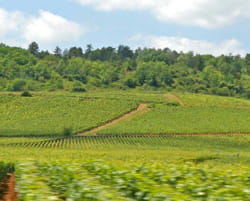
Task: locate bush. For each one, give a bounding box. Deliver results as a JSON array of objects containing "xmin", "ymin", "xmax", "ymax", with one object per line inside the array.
[
  {"xmin": 124, "ymin": 78, "xmax": 137, "ymax": 88},
  {"xmin": 245, "ymin": 89, "xmax": 250, "ymax": 99},
  {"xmin": 215, "ymin": 87, "xmax": 232, "ymax": 96},
  {"xmin": 72, "ymin": 87, "xmax": 86, "ymax": 92},
  {"xmin": 63, "ymin": 127, "xmax": 73, "ymax": 136},
  {"xmin": 21, "ymin": 91, "xmax": 32, "ymax": 97},
  {"xmin": 11, "ymin": 79, "xmax": 26, "ymax": 91},
  {"xmin": 149, "ymin": 102, "xmax": 180, "ymax": 109},
  {"xmin": 166, "ymin": 102, "xmax": 181, "ymax": 106}
]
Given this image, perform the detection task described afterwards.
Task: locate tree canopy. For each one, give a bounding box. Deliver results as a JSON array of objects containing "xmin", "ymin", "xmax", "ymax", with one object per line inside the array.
[{"xmin": 0, "ymin": 42, "xmax": 249, "ymax": 98}]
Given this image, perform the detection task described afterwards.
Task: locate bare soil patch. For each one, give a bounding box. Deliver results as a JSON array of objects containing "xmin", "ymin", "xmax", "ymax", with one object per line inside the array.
[{"xmin": 0, "ymin": 174, "xmax": 18, "ymax": 201}]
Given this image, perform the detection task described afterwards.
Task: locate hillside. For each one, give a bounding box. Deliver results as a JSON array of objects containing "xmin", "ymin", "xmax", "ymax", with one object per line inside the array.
[
  {"xmin": 0, "ymin": 43, "xmax": 249, "ymax": 98},
  {"xmin": 0, "ymin": 91, "xmax": 249, "ymax": 137}
]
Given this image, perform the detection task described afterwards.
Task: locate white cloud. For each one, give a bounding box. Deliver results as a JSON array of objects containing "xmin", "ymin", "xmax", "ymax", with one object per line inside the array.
[
  {"xmin": 0, "ymin": 8, "xmax": 25, "ymax": 37},
  {"xmin": 0, "ymin": 8, "xmax": 85, "ymax": 46},
  {"xmin": 130, "ymin": 34, "xmax": 245, "ymax": 56},
  {"xmin": 74, "ymin": 0, "xmax": 250, "ymax": 28},
  {"xmin": 23, "ymin": 10, "xmax": 83, "ymax": 44}
]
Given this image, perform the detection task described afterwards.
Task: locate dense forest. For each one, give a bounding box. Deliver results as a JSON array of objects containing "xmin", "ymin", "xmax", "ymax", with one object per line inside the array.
[{"xmin": 0, "ymin": 42, "xmax": 249, "ymax": 98}]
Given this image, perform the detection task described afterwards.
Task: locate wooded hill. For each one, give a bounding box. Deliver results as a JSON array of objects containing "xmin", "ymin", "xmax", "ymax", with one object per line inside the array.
[{"xmin": 0, "ymin": 42, "xmax": 249, "ymax": 98}]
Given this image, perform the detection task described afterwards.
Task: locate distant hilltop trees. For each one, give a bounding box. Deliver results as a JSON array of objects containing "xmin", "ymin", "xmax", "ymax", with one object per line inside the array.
[{"xmin": 0, "ymin": 41, "xmax": 249, "ymax": 98}]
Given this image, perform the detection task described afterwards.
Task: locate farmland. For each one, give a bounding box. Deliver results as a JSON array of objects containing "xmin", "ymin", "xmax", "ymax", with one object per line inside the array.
[
  {"xmin": 15, "ymin": 161, "xmax": 250, "ymax": 201},
  {"xmin": 1, "ymin": 135, "xmax": 250, "ymax": 164},
  {"xmin": 98, "ymin": 105, "xmax": 250, "ymax": 135},
  {"xmin": 0, "ymin": 94, "xmax": 137, "ymax": 136},
  {"xmin": 0, "ymin": 91, "xmax": 250, "ymax": 200},
  {"xmin": 0, "ymin": 135, "xmax": 250, "ymax": 200}
]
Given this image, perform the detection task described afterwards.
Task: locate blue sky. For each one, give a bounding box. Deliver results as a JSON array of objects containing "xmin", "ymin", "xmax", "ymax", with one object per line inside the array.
[{"xmin": 0, "ymin": 0, "xmax": 249, "ymax": 56}]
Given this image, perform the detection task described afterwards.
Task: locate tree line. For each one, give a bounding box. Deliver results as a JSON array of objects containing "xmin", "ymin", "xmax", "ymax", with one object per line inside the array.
[{"xmin": 0, "ymin": 42, "xmax": 249, "ymax": 98}]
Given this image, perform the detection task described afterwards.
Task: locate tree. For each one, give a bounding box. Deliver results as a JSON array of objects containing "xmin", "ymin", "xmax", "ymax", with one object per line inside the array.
[
  {"xmin": 68, "ymin": 47, "xmax": 83, "ymax": 58},
  {"xmin": 85, "ymin": 44, "xmax": 93, "ymax": 54},
  {"xmin": 54, "ymin": 46, "xmax": 62, "ymax": 57},
  {"xmin": 118, "ymin": 45, "xmax": 133, "ymax": 60},
  {"xmin": 28, "ymin": 42, "xmax": 39, "ymax": 56},
  {"xmin": 39, "ymin": 50, "xmax": 50, "ymax": 59}
]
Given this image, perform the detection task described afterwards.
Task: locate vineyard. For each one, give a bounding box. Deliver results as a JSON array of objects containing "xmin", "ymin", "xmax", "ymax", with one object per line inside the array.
[
  {"xmin": 0, "ymin": 135, "xmax": 250, "ymax": 200},
  {"xmin": 5, "ymin": 136, "xmax": 250, "ymax": 153},
  {"xmin": 1, "ymin": 91, "xmax": 250, "ymax": 136},
  {"xmin": 13, "ymin": 161, "xmax": 250, "ymax": 201},
  {"xmin": 98, "ymin": 105, "xmax": 250, "ymax": 135},
  {"xmin": 0, "ymin": 94, "xmax": 137, "ymax": 136},
  {"xmin": 176, "ymin": 93, "xmax": 250, "ymax": 107},
  {"xmin": 0, "ymin": 91, "xmax": 250, "ymax": 200}
]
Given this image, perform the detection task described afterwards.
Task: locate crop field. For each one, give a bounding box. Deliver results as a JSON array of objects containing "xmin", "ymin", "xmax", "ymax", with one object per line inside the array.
[
  {"xmin": 0, "ymin": 135, "xmax": 250, "ymax": 200},
  {"xmin": 98, "ymin": 105, "xmax": 250, "ymax": 135},
  {"xmin": 176, "ymin": 93, "xmax": 250, "ymax": 107},
  {"xmin": 4, "ymin": 136, "xmax": 250, "ymax": 153},
  {"xmin": 1, "ymin": 91, "xmax": 250, "ymax": 137},
  {"xmin": 14, "ymin": 161, "xmax": 250, "ymax": 201},
  {"xmin": 0, "ymin": 94, "xmax": 137, "ymax": 136},
  {"xmin": 1, "ymin": 136, "xmax": 250, "ymax": 164},
  {"xmin": 35, "ymin": 90, "xmax": 167, "ymax": 103},
  {"xmin": 0, "ymin": 91, "xmax": 250, "ymax": 200}
]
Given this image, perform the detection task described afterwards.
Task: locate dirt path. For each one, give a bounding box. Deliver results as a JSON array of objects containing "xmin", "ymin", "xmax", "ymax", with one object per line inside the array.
[
  {"xmin": 166, "ymin": 94, "xmax": 185, "ymax": 106},
  {"xmin": 1, "ymin": 174, "xmax": 18, "ymax": 201},
  {"xmin": 76, "ymin": 104, "xmax": 149, "ymax": 136}
]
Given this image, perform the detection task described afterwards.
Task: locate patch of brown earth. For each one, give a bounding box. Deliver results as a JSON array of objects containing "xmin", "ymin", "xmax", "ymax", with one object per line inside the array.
[{"xmin": 0, "ymin": 174, "xmax": 18, "ymax": 201}]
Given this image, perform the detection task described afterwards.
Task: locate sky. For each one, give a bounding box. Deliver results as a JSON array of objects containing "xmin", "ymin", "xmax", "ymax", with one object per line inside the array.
[{"xmin": 0, "ymin": 0, "xmax": 249, "ymax": 56}]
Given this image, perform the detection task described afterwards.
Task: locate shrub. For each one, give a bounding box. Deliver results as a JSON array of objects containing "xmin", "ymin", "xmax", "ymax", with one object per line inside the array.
[
  {"xmin": 72, "ymin": 87, "xmax": 86, "ymax": 92},
  {"xmin": 21, "ymin": 91, "xmax": 32, "ymax": 97},
  {"xmin": 245, "ymin": 89, "xmax": 250, "ymax": 99},
  {"xmin": 11, "ymin": 79, "xmax": 26, "ymax": 91},
  {"xmin": 166, "ymin": 102, "xmax": 180, "ymax": 106},
  {"xmin": 63, "ymin": 127, "xmax": 73, "ymax": 136}
]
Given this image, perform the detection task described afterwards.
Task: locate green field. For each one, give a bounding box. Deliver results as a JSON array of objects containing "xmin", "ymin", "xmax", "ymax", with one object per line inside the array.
[
  {"xmin": 0, "ymin": 91, "xmax": 250, "ymax": 200},
  {"xmin": 0, "ymin": 135, "xmax": 250, "ymax": 200},
  {"xmin": 1, "ymin": 91, "xmax": 250, "ymax": 136},
  {"xmin": 98, "ymin": 105, "xmax": 250, "ymax": 135},
  {"xmin": 1, "ymin": 136, "xmax": 250, "ymax": 163},
  {"xmin": 177, "ymin": 93, "xmax": 250, "ymax": 107},
  {"xmin": 15, "ymin": 161, "xmax": 250, "ymax": 201},
  {"xmin": 0, "ymin": 94, "xmax": 137, "ymax": 136}
]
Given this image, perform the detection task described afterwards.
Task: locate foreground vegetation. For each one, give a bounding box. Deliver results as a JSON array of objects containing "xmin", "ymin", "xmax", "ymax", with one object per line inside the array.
[
  {"xmin": 15, "ymin": 161, "xmax": 250, "ymax": 201},
  {"xmin": 0, "ymin": 135, "xmax": 249, "ymax": 200},
  {"xmin": 0, "ymin": 162, "xmax": 14, "ymax": 181}
]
